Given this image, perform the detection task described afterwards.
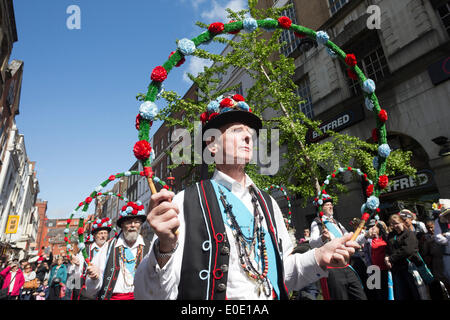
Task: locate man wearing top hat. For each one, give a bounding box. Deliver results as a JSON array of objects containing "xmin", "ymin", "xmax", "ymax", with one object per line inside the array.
[
  {"xmin": 73, "ymin": 217, "xmax": 112, "ymax": 300},
  {"xmin": 310, "ymin": 194, "xmax": 367, "ymax": 300},
  {"xmin": 85, "ymin": 203, "xmax": 147, "ymax": 300},
  {"xmin": 134, "ymin": 94, "xmax": 361, "ymax": 300}
]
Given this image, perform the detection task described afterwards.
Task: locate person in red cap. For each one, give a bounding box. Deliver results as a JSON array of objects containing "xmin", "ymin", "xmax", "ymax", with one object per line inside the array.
[
  {"xmin": 134, "ymin": 94, "xmax": 361, "ymax": 300},
  {"xmin": 85, "ymin": 203, "xmax": 147, "ymax": 300}
]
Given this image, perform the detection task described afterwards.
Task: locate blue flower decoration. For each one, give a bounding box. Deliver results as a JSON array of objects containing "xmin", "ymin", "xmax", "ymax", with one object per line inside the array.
[
  {"xmin": 378, "ymin": 144, "xmax": 391, "ymax": 158},
  {"xmin": 363, "ymin": 79, "xmax": 376, "ymax": 94},
  {"xmin": 138, "ymin": 210, "xmax": 145, "ymax": 216},
  {"xmin": 365, "ymin": 97, "xmax": 374, "ymax": 111},
  {"xmin": 236, "ymin": 101, "xmax": 249, "ymax": 111},
  {"xmin": 318, "ymin": 199, "xmax": 323, "ymax": 205},
  {"xmin": 95, "ymin": 185, "xmax": 103, "ymax": 192},
  {"xmin": 324, "ymin": 180, "xmax": 330, "ymax": 185},
  {"xmin": 80, "ymin": 211, "xmax": 87, "ymax": 219},
  {"xmin": 326, "ymin": 47, "xmax": 337, "ymax": 58},
  {"xmin": 137, "ymin": 200, "xmax": 142, "ymax": 206},
  {"xmin": 124, "ymin": 171, "xmax": 132, "ymax": 177},
  {"xmin": 102, "ymin": 222, "xmax": 108, "ymax": 227},
  {"xmin": 123, "ymin": 198, "xmax": 129, "ymax": 202},
  {"xmin": 139, "ymin": 101, "xmax": 158, "ymax": 121},
  {"xmin": 67, "ymin": 244, "xmax": 72, "ymax": 249},
  {"xmin": 243, "ymin": 18, "xmax": 258, "ymax": 32},
  {"xmin": 366, "ymin": 196, "xmax": 380, "ymax": 210},
  {"xmin": 316, "ymin": 31, "xmax": 329, "ymax": 45},
  {"xmin": 178, "ymin": 38, "xmax": 196, "ymax": 56},
  {"xmin": 222, "ymin": 107, "xmax": 233, "ymax": 113},
  {"xmin": 153, "ymin": 177, "xmax": 160, "ymax": 183},
  {"xmin": 64, "ymin": 228, "xmax": 69, "ymax": 234},
  {"xmin": 207, "ymin": 100, "xmax": 220, "ymax": 113},
  {"xmin": 361, "ymin": 204, "xmax": 367, "ymax": 214},
  {"xmin": 78, "ymin": 243, "xmax": 85, "ymax": 250},
  {"xmin": 126, "ymin": 207, "xmax": 133, "ymax": 214},
  {"xmin": 373, "ymin": 156, "xmax": 379, "ymax": 169},
  {"xmin": 338, "ymin": 167, "xmax": 344, "ymax": 172},
  {"xmin": 96, "ymin": 218, "xmax": 102, "ymax": 224}
]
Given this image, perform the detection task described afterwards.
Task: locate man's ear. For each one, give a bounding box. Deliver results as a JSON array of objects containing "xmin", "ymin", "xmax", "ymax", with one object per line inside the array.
[{"xmin": 206, "ymin": 136, "xmax": 217, "ymax": 154}]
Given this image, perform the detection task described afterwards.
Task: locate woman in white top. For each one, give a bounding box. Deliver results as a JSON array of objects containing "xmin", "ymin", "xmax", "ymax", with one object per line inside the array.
[{"xmin": 20, "ymin": 263, "xmax": 37, "ymax": 300}]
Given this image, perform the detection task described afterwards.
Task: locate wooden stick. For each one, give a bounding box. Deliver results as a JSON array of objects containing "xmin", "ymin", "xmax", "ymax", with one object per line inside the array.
[{"xmin": 350, "ymin": 219, "xmax": 367, "ymax": 241}]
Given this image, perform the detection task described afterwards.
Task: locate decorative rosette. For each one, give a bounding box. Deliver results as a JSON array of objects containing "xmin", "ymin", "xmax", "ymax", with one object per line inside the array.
[{"xmin": 200, "ymin": 94, "xmax": 252, "ymax": 124}]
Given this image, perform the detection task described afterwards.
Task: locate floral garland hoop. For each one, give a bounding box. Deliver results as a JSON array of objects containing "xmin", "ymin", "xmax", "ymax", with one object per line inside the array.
[
  {"xmin": 65, "ymin": 170, "xmax": 170, "ymax": 263},
  {"xmin": 263, "ymin": 185, "xmax": 292, "ymax": 227},
  {"xmin": 136, "ymin": 16, "xmax": 390, "ymax": 199},
  {"xmin": 315, "ymin": 166, "xmax": 386, "ymax": 238}
]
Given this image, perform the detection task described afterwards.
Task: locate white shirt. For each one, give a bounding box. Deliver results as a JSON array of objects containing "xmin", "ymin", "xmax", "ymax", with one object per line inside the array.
[
  {"xmin": 310, "ymin": 215, "xmax": 347, "ymax": 249},
  {"xmin": 23, "ymin": 271, "xmax": 36, "ymax": 282},
  {"xmin": 434, "ymin": 219, "xmax": 450, "ymax": 254},
  {"xmin": 9, "ymin": 271, "xmax": 17, "ymax": 293},
  {"xmin": 85, "ymin": 234, "xmax": 145, "ymax": 298},
  {"xmin": 134, "ymin": 170, "xmax": 328, "ymax": 300}
]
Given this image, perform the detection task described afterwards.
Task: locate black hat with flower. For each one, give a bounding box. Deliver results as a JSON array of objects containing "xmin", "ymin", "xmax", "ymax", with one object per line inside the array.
[
  {"xmin": 200, "ymin": 94, "xmax": 262, "ymax": 136},
  {"xmin": 117, "ymin": 200, "xmax": 147, "ymax": 228},
  {"xmin": 91, "ymin": 217, "xmax": 113, "ymax": 234}
]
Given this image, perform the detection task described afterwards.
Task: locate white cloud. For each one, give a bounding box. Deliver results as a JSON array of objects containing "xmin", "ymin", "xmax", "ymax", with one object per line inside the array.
[
  {"xmin": 183, "ymin": 56, "xmax": 213, "ymax": 83},
  {"xmin": 200, "ymin": 0, "xmax": 247, "ymax": 22}
]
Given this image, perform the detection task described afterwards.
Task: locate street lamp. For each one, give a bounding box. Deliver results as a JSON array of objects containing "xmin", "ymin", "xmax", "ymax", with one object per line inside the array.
[{"xmin": 432, "ymin": 136, "xmax": 450, "ymax": 157}]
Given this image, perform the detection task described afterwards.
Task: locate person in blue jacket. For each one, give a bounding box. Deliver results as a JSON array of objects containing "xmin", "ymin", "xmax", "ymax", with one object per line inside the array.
[{"xmin": 48, "ymin": 256, "xmax": 67, "ymax": 300}]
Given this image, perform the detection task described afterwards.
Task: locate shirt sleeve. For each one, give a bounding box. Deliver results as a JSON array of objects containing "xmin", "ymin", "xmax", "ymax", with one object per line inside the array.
[
  {"xmin": 434, "ymin": 220, "xmax": 449, "ymax": 245},
  {"xmin": 309, "ymin": 220, "xmax": 325, "ymax": 248},
  {"xmin": 134, "ymin": 191, "xmax": 185, "ymax": 300},
  {"xmin": 84, "ymin": 242, "xmax": 108, "ymax": 298},
  {"xmin": 270, "ymin": 197, "xmax": 327, "ymax": 292}
]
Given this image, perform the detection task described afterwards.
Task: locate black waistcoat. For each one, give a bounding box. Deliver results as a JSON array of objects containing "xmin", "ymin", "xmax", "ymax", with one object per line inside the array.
[{"xmin": 177, "ymin": 179, "xmax": 289, "ymax": 300}]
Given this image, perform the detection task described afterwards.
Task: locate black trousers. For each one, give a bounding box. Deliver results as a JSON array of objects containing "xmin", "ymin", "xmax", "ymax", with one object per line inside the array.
[
  {"xmin": 392, "ymin": 269, "xmax": 421, "ymax": 300},
  {"xmin": 326, "ymin": 266, "xmax": 368, "ymax": 300}
]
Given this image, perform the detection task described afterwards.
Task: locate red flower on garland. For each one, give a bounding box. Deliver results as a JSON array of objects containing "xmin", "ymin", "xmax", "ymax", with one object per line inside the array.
[
  {"xmin": 64, "ymin": 237, "xmax": 69, "ymax": 242},
  {"xmin": 163, "ymin": 185, "xmax": 170, "ymax": 190},
  {"xmin": 294, "ymin": 32, "xmax": 305, "ymax": 38},
  {"xmin": 85, "ymin": 197, "xmax": 92, "ymax": 204},
  {"xmin": 77, "ymin": 228, "xmax": 84, "ymax": 235},
  {"xmin": 331, "ymin": 173, "xmax": 336, "ymax": 178},
  {"xmin": 169, "ymin": 51, "xmax": 185, "ymax": 67},
  {"xmin": 140, "ymin": 171, "xmax": 145, "ymax": 176},
  {"xmin": 347, "ymin": 69, "xmax": 358, "ymax": 80},
  {"xmin": 97, "ymin": 192, "xmax": 102, "ymax": 196},
  {"xmin": 144, "ymin": 167, "xmax": 153, "ymax": 178},
  {"xmin": 67, "ymin": 219, "xmax": 71, "ymax": 224},
  {"xmin": 361, "ymin": 213, "xmax": 370, "ymax": 221},
  {"xmin": 200, "ymin": 112, "xmax": 209, "ymax": 124},
  {"xmin": 345, "ymin": 54, "xmax": 357, "ymax": 67},
  {"xmin": 227, "ymin": 20, "xmax": 240, "ymax": 34},
  {"xmin": 319, "ymin": 211, "xmax": 324, "ymax": 217},
  {"xmin": 151, "ymin": 66, "xmax": 168, "ymax": 82},
  {"xmin": 133, "ymin": 140, "xmax": 152, "ymax": 160},
  {"xmin": 372, "ymin": 128, "xmax": 378, "ymax": 142},
  {"xmin": 378, "ymin": 109, "xmax": 388, "ymax": 123},
  {"xmin": 209, "ymin": 112, "xmax": 219, "ymax": 120},
  {"xmin": 232, "ymin": 94, "xmax": 245, "ymax": 102},
  {"xmin": 135, "ymin": 114, "xmax": 141, "ymax": 130},
  {"xmin": 348, "ymin": 167, "xmax": 352, "ymax": 171},
  {"xmin": 208, "ymin": 22, "xmax": 225, "ymax": 34},
  {"xmin": 78, "ymin": 202, "xmax": 84, "ymax": 207},
  {"xmin": 278, "ymin": 16, "xmax": 292, "ymax": 29},
  {"xmin": 366, "ymin": 184, "xmax": 374, "ymax": 197},
  {"xmin": 220, "ymin": 98, "xmax": 234, "ymax": 108},
  {"xmin": 109, "ymin": 175, "xmax": 116, "ymax": 181},
  {"xmin": 378, "ymin": 175, "xmax": 389, "ymax": 189}
]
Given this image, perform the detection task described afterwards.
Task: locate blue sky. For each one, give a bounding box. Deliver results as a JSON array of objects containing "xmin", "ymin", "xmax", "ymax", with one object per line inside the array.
[{"xmin": 11, "ymin": 0, "xmax": 247, "ymax": 218}]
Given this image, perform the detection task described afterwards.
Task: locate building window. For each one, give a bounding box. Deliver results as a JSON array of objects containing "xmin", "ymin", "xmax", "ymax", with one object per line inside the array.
[
  {"xmin": 296, "ymin": 77, "xmax": 314, "ymax": 119},
  {"xmin": 236, "ymin": 83, "xmax": 243, "ymax": 96},
  {"xmin": 343, "ymin": 32, "xmax": 390, "ymax": 96},
  {"xmin": 437, "ymin": 1, "xmax": 450, "ymax": 37},
  {"xmin": 328, "ymin": 0, "xmax": 349, "ymax": 15},
  {"xmin": 279, "ymin": 1, "xmax": 301, "ymax": 57}
]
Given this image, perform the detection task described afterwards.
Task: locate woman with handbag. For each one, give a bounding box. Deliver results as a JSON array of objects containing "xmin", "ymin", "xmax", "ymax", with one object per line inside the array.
[
  {"xmin": 21, "ymin": 263, "xmax": 38, "ymax": 300},
  {"xmin": 0, "ymin": 261, "xmax": 25, "ymax": 300},
  {"xmin": 48, "ymin": 256, "xmax": 67, "ymax": 300},
  {"xmin": 385, "ymin": 214, "xmax": 422, "ymax": 300}
]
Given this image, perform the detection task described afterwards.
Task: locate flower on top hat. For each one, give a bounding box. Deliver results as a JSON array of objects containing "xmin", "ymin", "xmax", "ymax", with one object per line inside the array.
[
  {"xmin": 313, "ymin": 193, "xmax": 333, "ymax": 207},
  {"xmin": 91, "ymin": 217, "xmax": 112, "ymax": 234},
  {"xmin": 118, "ymin": 201, "xmax": 147, "ymax": 228}
]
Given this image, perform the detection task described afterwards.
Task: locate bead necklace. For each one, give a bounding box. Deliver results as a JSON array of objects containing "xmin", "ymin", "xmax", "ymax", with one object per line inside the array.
[
  {"xmin": 218, "ymin": 186, "xmax": 271, "ymax": 297},
  {"xmin": 119, "ymin": 245, "xmax": 142, "ymax": 287}
]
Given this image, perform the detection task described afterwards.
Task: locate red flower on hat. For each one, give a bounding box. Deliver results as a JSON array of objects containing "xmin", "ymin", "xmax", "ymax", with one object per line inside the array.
[
  {"xmin": 294, "ymin": 32, "xmax": 305, "ymax": 38},
  {"xmin": 372, "ymin": 128, "xmax": 378, "ymax": 142},
  {"xmin": 361, "ymin": 213, "xmax": 370, "ymax": 221},
  {"xmin": 132, "ymin": 209, "xmax": 138, "ymax": 215},
  {"xmin": 220, "ymin": 98, "xmax": 234, "ymax": 108},
  {"xmin": 208, "ymin": 22, "xmax": 224, "ymax": 34},
  {"xmin": 151, "ymin": 66, "xmax": 168, "ymax": 82},
  {"xmin": 227, "ymin": 20, "xmax": 240, "ymax": 34},
  {"xmin": 208, "ymin": 112, "xmax": 219, "ymax": 120},
  {"xmin": 378, "ymin": 109, "xmax": 388, "ymax": 122},
  {"xmin": 169, "ymin": 51, "xmax": 185, "ymax": 67},
  {"xmin": 122, "ymin": 205, "xmax": 127, "ymax": 211},
  {"xmin": 345, "ymin": 54, "xmax": 357, "ymax": 67},
  {"xmin": 200, "ymin": 112, "xmax": 209, "ymax": 124},
  {"xmin": 109, "ymin": 175, "xmax": 116, "ymax": 181},
  {"xmin": 133, "ymin": 140, "xmax": 152, "ymax": 160},
  {"xmin": 347, "ymin": 69, "xmax": 358, "ymax": 80},
  {"xmin": 278, "ymin": 16, "xmax": 292, "ymax": 29},
  {"xmin": 366, "ymin": 184, "xmax": 374, "ymax": 197},
  {"xmin": 232, "ymin": 94, "xmax": 245, "ymax": 102},
  {"xmin": 378, "ymin": 175, "xmax": 389, "ymax": 189}
]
